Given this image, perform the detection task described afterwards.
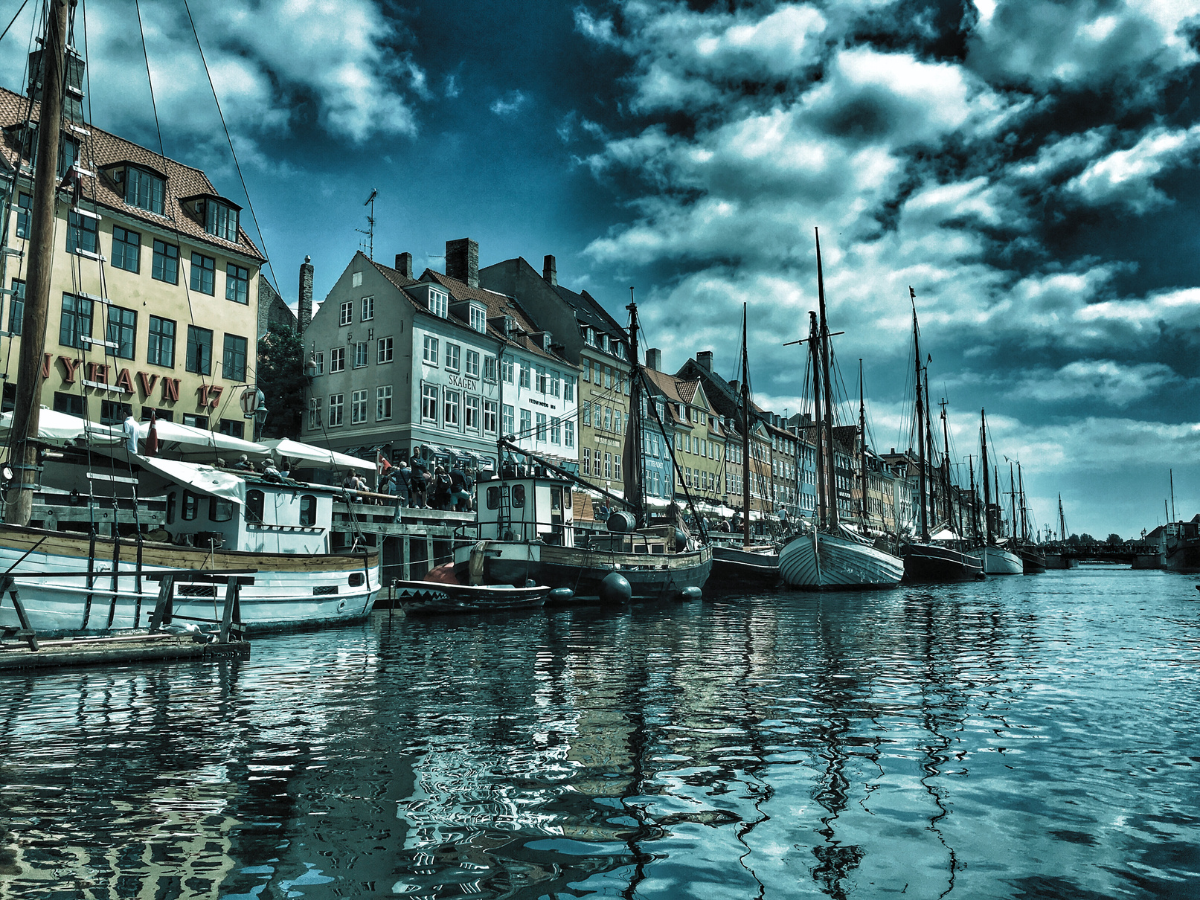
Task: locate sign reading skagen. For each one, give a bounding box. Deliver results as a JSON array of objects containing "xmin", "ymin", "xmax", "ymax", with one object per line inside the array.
[{"xmin": 447, "ymin": 374, "xmax": 478, "ymax": 391}]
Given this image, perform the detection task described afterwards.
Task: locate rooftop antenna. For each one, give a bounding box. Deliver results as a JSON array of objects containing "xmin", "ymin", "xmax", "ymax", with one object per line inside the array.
[{"xmin": 357, "ymin": 188, "xmax": 377, "ymax": 259}]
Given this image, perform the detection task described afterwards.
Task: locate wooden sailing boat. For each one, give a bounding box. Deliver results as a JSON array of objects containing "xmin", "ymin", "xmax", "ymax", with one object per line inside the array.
[
  {"xmin": 777, "ymin": 229, "xmax": 903, "ymax": 590},
  {"xmin": 0, "ymin": 2, "xmax": 380, "ymax": 637},
  {"xmin": 898, "ymin": 291, "xmax": 983, "ymax": 583},
  {"xmin": 1013, "ymin": 462, "xmax": 1046, "ymax": 573},
  {"xmin": 451, "ymin": 298, "xmax": 712, "ymax": 602},
  {"xmin": 709, "ymin": 304, "xmax": 781, "ymax": 584},
  {"xmin": 967, "ymin": 409, "xmax": 1022, "ymax": 574},
  {"xmin": 1043, "ymin": 493, "xmax": 1077, "ymax": 569}
]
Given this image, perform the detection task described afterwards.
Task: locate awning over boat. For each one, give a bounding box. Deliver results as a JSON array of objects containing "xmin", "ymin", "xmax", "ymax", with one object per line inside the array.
[
  {"xmin": 0, "ymin": 407, "xmax": 121, "ymax": 446},
  {"xmin": 259, "ymin": 437, "xmax": 376, "ymax": 472},
  {"xmin": 136, "ymin": 457, "xmax": 247, "ymax": 505},
  {"xmin": 140, "ymin": 420, "xmax": 270, "ymax": 458}
]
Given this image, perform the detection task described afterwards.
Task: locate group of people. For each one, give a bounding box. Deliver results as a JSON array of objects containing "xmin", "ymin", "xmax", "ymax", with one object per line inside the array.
[{"xmin": 375, "ymin": 456, "xmax": 475, "ymax": 512}]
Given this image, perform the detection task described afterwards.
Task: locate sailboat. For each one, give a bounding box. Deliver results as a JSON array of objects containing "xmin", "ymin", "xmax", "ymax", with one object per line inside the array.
[
  {"xmin": 967, "ymin": 409, "xmax": 1022, "ymax": 574},
  {"xmin": 777, "ymin": 230, "xmax": 904, "ymax": 590},
  {"xmin": 710, "ymin": 305, "xmax": 781, "ymax": 585},
  {"xmin": 451, "ymin": 299, "xmax": 712, "ymax": 602},
  {"xmin": 898, "ymin": 292, "xmax": 983, "ymax": 583},
  {"xmin": 1011, "ymin": 462, "xmax": 1046, "ymax": 573},
  {"xmin": 1043, "ymin": 494, "xmax": 1077, "ymax": 569},
  {"xmin": 0, "ymin": 2, "xmax": 380, "ymax": 637}
]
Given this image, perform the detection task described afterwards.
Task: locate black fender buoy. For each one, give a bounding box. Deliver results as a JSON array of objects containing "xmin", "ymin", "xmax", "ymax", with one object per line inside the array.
[
  {"xmin": 599, "ymin": 572, "xmax": 632, "ymax": 605},
  {"xmin": 677, "ymin": 586, "xmax": 702, "ymax": 602},
  {"xmin": 547, "ymin": 587, "xmax": 574, "ymax": 605}
]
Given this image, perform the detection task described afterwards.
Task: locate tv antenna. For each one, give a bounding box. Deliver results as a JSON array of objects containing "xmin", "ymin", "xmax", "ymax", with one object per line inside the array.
[{"xmin": 357, "ymin": 189, "xmax": 377, "ymax": 259}]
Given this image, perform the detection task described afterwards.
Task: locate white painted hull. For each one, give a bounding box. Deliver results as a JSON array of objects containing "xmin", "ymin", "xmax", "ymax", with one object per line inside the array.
[
  {"xmin": 0, "ymin": 526, "xmax": 379, "ymax": 635},
  {"xmin": 778, "ymin": 530, "xmax": 904, "ymax": 590},
  {"xmin": 967, "ymin": 545, "xmax": 1023, "ymax": 575}
]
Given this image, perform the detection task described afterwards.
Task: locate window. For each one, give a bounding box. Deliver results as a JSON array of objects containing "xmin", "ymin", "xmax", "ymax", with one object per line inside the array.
[
  {"xmin": 53, "ymin": 391, "xmax": 84, "ymax": 416},
  {"xmin": 339, "ymin": 301, "xmax": 353, "ymax": 326},
  {"xmin": 182, "ymin": 413, "xmax": 207, "ymax": 428},
  {"xmin": 502, "ymin": 403, "xmax": 514, "ymax": 435},
  {"xmin": 564, "ymin": 377, "xmax": 574, "ymax": 402},
  {"xmin": 14, "ymin": 192, "xmax": 30, "ymax": 238},
  {"xmin": 182, "ymin": 491, "xmax": 199, "ymax": 522},
  {"xmin": 299, "ymin": 495, "xmax": 317, "ymax": 526},
  {"xmin": 604, "ymin": 407, "xmax": 613, "ymax": 432},
  {"xmin": 605, "ymin": 366, "xmax": 613, "ymax": 389},
  {"xmin": 465, "ymin": 349, "xmax": 479, "ymax": 378},
  {"xmin": 107, "ymin": 306, "xmax": 136, "ymax": 359},
  {"xmin": 501, "ymin": 358, "xmax": 513, "ymax": 383},
  {"xmin": 100, "ymin": 399, "xmax": 132, "ymax": 426},
  {"xmin": 67, "ymin": 210, "xmax": 97, "ymax": 254},
  {"xmin": 186, "ymin": 325, "xmax": 213, "ymax": 375},
  {"xmin": 354, "ymin": 341, "xmax": 368, "ymax": 368},
  {"xmin": 147, "ymin": 316, "xmax": 175, "ymax": 368},
  {"xmin": 351, "ymin": 389, "xmax": 368, "ymax": 424},
  {"xmin": 445, "ymin": 342, "xmax": 460, "ymax": 371},
  {"xmin": 469, "ymin": 304, "xmax": 486, "ymax": 332},
  {"xmin": 429, "ymin": 289, "xmax": 447, "ymax": 318},
  {"xmin": 222, "ymin": 334, "xmax": 248, "ymax": 382},
  {"xmin": 330, "ymin": 347, "xmax": 345, "ymax": 372},
  {"xmin": 423, "ymin": 335, "xmax": 439, "ymax": 365},
  {"xmin": 550, "ymin": 417, "xmax": 560, "ymax": 444},
  {"xmin": 352, "ymin": 272, "xmax": 363, "ymax": 287},
  {"xmin": 315, "ymin": 351, "xmax": 324, "ymax": 375},
  {"xmin": 152, "ymin": 240, "xmax": 179, "ymax": 284},
  {"xmin": 377, "ymin": 337, "xmax": 393, "ymax": 363},
  {"xmin": 484, "ymin": 356, "xmax": 497, "ymax": 382},
  {"xmin": 583, "ymin": 402, "xmax": 592, "ymax": 426},
  {"xmin": 519, "ymin": 364, "xmax": 530, "ymax": 389},
  {"xmin": 422, "ymin": 384, "xmax": 438, "ymax": 422},
  {"xmin": 217, "ymin": 419, "xmax": 244, "ymax": 440},
  {"xmin": 205, "ymin": 199, "xmax": 239, "ymax": 241},
  {"xmin": 126, "ymin": 167, "xmax": 165, "ymax": 214},
  {"xmin": 535, "ymin": 366, "xmax": 547, "ymax": 393},
  {"xmin": 59, "ymin": 293, "xmax": 93, "ymax": 349},
  {"xmin": 444, "ymin": 390, "xmax": 460, "ymax": 428},
  {"xmin": 8, "ymin": 279, "xmax": 24, "ymax": 335},
  {"xmin": 582, "ymin": 448, "xmax": 591, "ymax": 476},
  {"xmin": 362, "ymin": 296, "xmax": 374, "ymax": 321},
  {"xmin": 582, "ymin": 360, "xmax": 591, "ymax": 382},
  {"xmin": 111, "ymin": 226, "xmax": 140, "ymax": 273},
  {"xmin": 614, "ymin": 458, "xmax": 622, "ymax": 481},
  {"xmin": 465, "ymin": 395, "xmax": 480, "ymax": 431},
  {"xmin": 376, "ymin": 385, "xmax": 392, "ymax": 421},
  {"xmin": 246, "ymin": 490, "xmax": 264, "ymax": 523},
  {"xmin": 484, "ymin": 400, "xmax": 497, "ymax": 433},
  {"xmin": 308, "ymin": 397, "xmax": 322, "ymax": 430},
  {"xmin": 520, "ymin": 408, "xmax": 531, "ymax": 437},
  {"xmin": 564, "ymin": 420, "xmax": 574, "ymax": 448},
  {"xmin": 226, "ymin": 264, "xmax": 249, "ymax": 304},
  {"xmin": 536, "ymin": 412, "xmax": 547, "ymax": 440},
  {"xmin": 512, "ymin": 484, "xmax": 526, "ymax": 508},
  {"xmin": 550, "ymin": 371, "xmax": 560, "ymax": 398},
  {"xmin": 190, "ymin": 253, "xmax": 215, "ymax": 294},
  {"xmin": 329, "ymin": 393, "xmax": 344, "ymax": 426},
  {"xmin": 604, "ymin": 452, "xmax": 612, "ymax": 479}
]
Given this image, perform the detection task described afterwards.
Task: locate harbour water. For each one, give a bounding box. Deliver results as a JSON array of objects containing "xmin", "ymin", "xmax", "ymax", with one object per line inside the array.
[{"xmin": 2, "ymin": 566, "xmax": 1198, "ymax": 899}]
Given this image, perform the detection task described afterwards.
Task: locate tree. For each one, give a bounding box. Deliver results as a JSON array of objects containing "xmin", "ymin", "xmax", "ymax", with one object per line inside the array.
[
  {"xmin": 1106, "ymin": 533, "xmax": 1122, "ymax": 544},
  {"xmin": 256, "ymin": 322, "xmax": 310, "ymax": 439},
  {"xmin": 1067, "ymin": 533, "xmax": 1081, "ymax": 545},
  {"xmin": 1079, "ymin": 532, "xmax": 1095, "ymax": 544}
]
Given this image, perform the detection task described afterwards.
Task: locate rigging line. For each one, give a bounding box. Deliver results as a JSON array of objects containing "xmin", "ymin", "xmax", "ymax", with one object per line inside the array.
[
  {"xmin": 179, "ymin": 0, "xmax": 279, "ymax": 295},
  {"xmin": 0, "ymin": 0, "xmax": 30, "ymax": 45}
]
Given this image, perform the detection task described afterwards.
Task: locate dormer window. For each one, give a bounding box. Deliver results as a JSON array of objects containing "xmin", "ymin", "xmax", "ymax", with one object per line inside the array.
[
  {"xmin": 469, "ymin": 303, "xmax": 486, "ymax": 333},
  {"xmin": 429, "ymin": 289, "xmax": 448, "ymax": 318},
  {"xmin": 599, "ymin": 334, "xmax": 608, "ymax": 353},
  {"xmin": 205, "ymin": 199, "xmax": 239, "ymax": 242},
  {"xmin": 585, "ymin": 327, "xmax": 595, "ymax": 346},
  {"xmin": 617, "ymin": 342, "xmax": 626, "ymax": 360},
  {"xmin": 124, "ymin": 165, "xmax": 165, "ymax": 214}
]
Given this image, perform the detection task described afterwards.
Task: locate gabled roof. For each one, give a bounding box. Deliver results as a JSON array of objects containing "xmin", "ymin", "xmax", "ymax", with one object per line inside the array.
[
  {"xmin": 552, "ymin": 282, "xmax": 627, "ymax": 343},
  {"xmin": 0, "ymin": 86, "xmax": 263, "ymax": 262}
]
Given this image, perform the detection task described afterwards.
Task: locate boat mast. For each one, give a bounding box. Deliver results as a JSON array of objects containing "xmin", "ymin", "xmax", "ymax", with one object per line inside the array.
[
  {"xmin": 1018, "ymin": 462, "xmax": 1027, "ymax": 541},
  {"xmin": 625, "ymin": 292, "xmax": 645, "ymax": 522},
  {"xmin": 968, "ymin": 454, "xmax": 977, "ymax": 544},
  {"xmin": 1058, "ymin": 493, "xmax": 1067, "ymax": 541},
  {"xmin": 940, "ymin": 398, "xmax": 953, "ymax": 535},
  {"xmin": 816, "ymin": 229, "xmax": 837, "ymax": 529},
  {"xmin": 5, "ymin": 0, "xmax": 69, "ymax": 527},
  {"xmin": 1170, "ymin": 469, "xmax": 1175, "ymax": 523},
  {"xmin": 740, "ymin": 303, "xmax": 751, "ymax": 545},
  {"xmin": 911, "ymin": 290, "xmax": 928, "ymax": 542},
  {"xmin": 981, "ymin": 410, "xmax": 992, "ymax": 545},
  {"xmin": 1009, "ymin": 461, "xmax": 1017, "ymax": 543},
  {"xmin": 809, "ymin": 311, "xmax": 825, "ymax": 528},
  {"xmin": 859, "ymin": 360, "xmax": 868, "ymax": 525}
]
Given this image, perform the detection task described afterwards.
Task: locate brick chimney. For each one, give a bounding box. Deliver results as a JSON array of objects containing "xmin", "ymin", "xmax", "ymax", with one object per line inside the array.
[
  {"xmin": 446, "ymin": 238, "xmax": 479, "ymax": 288},
  {"xmin": 696, "ymin": 350, "xmax": 713, "ymax": 372},
  {"xmin": 298, "ymin": 255, "xmax": 313, "ymax": 333},
  {"xmin": 543, "ymin": 254, "xmax": 557, "ymax": 286},
  {"xmin": 645, "ymin": 348, "xmax": 662, "ymax": 371},
  {"xmin": 395, "ymin": 252, "xmax": 413, "ymax": 280}
]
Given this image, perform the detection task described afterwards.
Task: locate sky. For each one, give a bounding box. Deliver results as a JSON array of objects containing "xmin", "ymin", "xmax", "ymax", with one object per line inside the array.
[{"xmin": 1, "ymin": 0, "xmax": 1198, "ymax": 539}]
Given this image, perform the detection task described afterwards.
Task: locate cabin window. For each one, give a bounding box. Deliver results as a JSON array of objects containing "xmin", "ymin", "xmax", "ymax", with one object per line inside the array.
[
  {"xmin": 487, "ymin": 486, "xmax": 500, "ymax": 510},
  {"xmin": 210, "ymin": 497, "xmax": 234, "ymax": 522},
  {"xmin": 166, "ymin": 491, "xmax": 176, "ymax": 525},
  {"xmin": 300, "ymin": 494, "xmax": 317, "ymax": 526},
  {"xmin": 512, "ymin": 484, "xmax": 526, "ymax": 508},
  {"xmin": 246, "ymin": 489, "xmax": 264, "ymax": 523},
  {"xmin": 348, "ymin": 572, "xmax": 365, "ymax": 587},
  {"xmin": 182, "ymin": 490, "xmax": 199, "ymax": 521}
]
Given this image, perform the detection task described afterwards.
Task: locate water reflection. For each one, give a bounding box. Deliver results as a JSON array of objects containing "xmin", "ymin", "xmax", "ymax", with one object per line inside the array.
[{"xmin": 1, "ymin": 570, "xmax": 1199, "ymax": 898}]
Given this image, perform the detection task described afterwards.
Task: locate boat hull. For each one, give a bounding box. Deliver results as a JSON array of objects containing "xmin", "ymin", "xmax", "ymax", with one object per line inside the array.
[
  {"xmin": 710, "ymin": 544, "xmax": 780, "ymax": 586},
  {"xmin": 967, "ymin": 545, "xmax": 1023, "ymax": 575},
  {"xmin": 391, "ymin": 580, "xmax": 548, "ymax": 614},
  {"xmin": 1042, "ymin": 553, "xmax": 1077, "ymax": 570},
  {"xmin": 901, "ymin": 542, "xmax": 984, "ymax": 583},
  {"xmin": 0, "ymin": 524, "xmax": 379, "ymax": 636},
  {"xmin": 1017, "ymin": 545, "xmax": 1047, "ymax": 574},
  {"xmin": 453, "ymin": 540, "xmax": 711, "ymax": 602},
  {"xmin": 778, "ymin": 531, "xmax": 904, "ymax": 590},
  {"xmin": 1164, "ymin": 541, "xmax": 1200, "ymax": 573}
]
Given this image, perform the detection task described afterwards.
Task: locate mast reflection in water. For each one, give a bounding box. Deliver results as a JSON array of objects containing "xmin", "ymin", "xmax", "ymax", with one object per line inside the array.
[{"xmin": 2, "ymin": 568, "xmax": 1199, "ymax": 899}]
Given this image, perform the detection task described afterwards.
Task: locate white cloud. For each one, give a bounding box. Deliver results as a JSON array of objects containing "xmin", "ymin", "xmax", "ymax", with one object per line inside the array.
[
  {"xmin": 490, "ymin": 90, "xmax": 529, "ymax": 116},
  {"xmin": 1065, "ymin": 124, "xmax": 1200, "ymax": 212},
  {"xmin": 1017, "ymin": 359, "xmax": 1179, "ymax": 407}
]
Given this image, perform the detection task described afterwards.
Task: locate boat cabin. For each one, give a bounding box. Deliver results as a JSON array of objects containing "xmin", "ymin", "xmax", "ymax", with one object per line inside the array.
[{"xmin": 476, "ymin": 474, "xmax": 574, "ymax": 547}]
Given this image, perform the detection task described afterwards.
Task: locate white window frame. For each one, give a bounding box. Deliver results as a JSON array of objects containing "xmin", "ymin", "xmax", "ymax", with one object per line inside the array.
[
  {"xmin": 377, "ymin": 336, "xmax": 393, "ymax": 364},
  {"xmin": 330, "ymin": 347, "xmax": 345, "ymax": 373},
  {"xmin": 376, "ymin": 385, "xmax": 392, "ymax": 421},
  {"xmin": 329, "ymin": 393, "xmax": 344, "ymax": 427},
  {"xmin": 465, "ymin": 395, "xmax": 480, "ymax": 432},
  {"xmin": 351, "ymin": 389, "xmax": 368, "ymax": 424},
  {"xmin": 484, "ymin": 356, "xmax": 497, "ymax": 382},
  {"xmin": 465, "ymin": 349, "xmax": 480, "ymax": 378},
  {"xmin": 353, "ymin": 341, "xmax": 368, "ymax": 368},
  {"xmin": 445, "ymin": 342, "xmax": 460, "ymax": 372},
  {"xmin": 361, "ymin": 296, "xmax": 374, "ymax": 321},
  {"xmin": 564, "ymin": 420, "xmax": 574, "ymax": 448},
  {"xmin": 308, "ymin": 397, "xmax": 321, "ymax": 430},
  {"xmin": 484, "ymin": 399, "xmax": 498, "ymax": 434},
  {"xmin": 469, "ymin": 304, "xmax": 486, "ymax": 333},
  {"xmin": 520, "ymin": 408, "xmax": 531, "ymax": 436},
  {"xmin": 339, "ymin": 301, "xmax": 353, "ymax": 326},
  {"xmin": 429, "ymin": 289, "xmax": 448, "ymax": 318},
  {"xmin": 422, "ymin": 334, "xmax": 439, "ymax": 365},
  {"xmin": 502, "ymin": 403, "xmax": 514, "ymax": 435},
  {"xmin": 421, "ymin": 383, "xmax": 438, "ymax": 423},
  {"xmin": 443, "ymin": 389, "xmax": 460, "ymax": 429},
  {"xmin": 536, "ymin": 412, "xmax": 547, "ymax": 441}
]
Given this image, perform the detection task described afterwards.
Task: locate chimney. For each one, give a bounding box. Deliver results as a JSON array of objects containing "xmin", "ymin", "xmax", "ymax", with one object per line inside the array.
[
  {"xmin": 395, "ymin": 252, "xmax": 413, "ymax": 280},
  {"xmin": 543, "ymin": 255, "xmax": 557, "ymax": 286},
  {"xmin": 298, "ymin": 255, "xmax": 313, "ymax": 333},
  {"xmin": 446, "ymin": 238, "xmax": 479, "ymax": 288},
  {"xmin": 645, "ymin": 348, "xmax": 662, "ymax": 371},
  {"xmin": 696, "ymin": 350, "xmax": 713, "ymax": 372}
]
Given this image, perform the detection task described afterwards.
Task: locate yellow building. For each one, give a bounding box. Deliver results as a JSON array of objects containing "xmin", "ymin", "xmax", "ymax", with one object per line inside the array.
[{"xmin": 0, "ymin": 83, "xmax": 263, "ymax": 436}]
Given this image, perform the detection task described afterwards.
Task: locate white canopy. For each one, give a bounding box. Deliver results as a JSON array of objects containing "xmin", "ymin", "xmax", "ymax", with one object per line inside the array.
[
  {"xmin": 0, "ymin": 407, "xmax": 121, "ymax": 446},
  {"xmin": 140, "ymin": 420, "xmax": 269, "ymax": 458},
  {"xmin": 258, "ymin": 437, "xmax": 376, "ymax": 472},
  {"xmin": 136, "ymin": 456, "xmax": 247, "ymax": 505}
]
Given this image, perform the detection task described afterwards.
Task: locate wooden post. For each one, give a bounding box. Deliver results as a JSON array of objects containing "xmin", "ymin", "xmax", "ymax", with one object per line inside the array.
[
  {"xmin": 402, "ymin": 537, "xmax": 411, "ymax": 581},
  {"xmin": 0, "ymin": 575, "xmax": 39, "ymax": 651},
  {"xmin": 219, "ymin": 579, "xmax": 241, "ymax": 643},
  {"xmin": 148, "ymin": 575, "xmax": 175, "ymax": 631}
]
